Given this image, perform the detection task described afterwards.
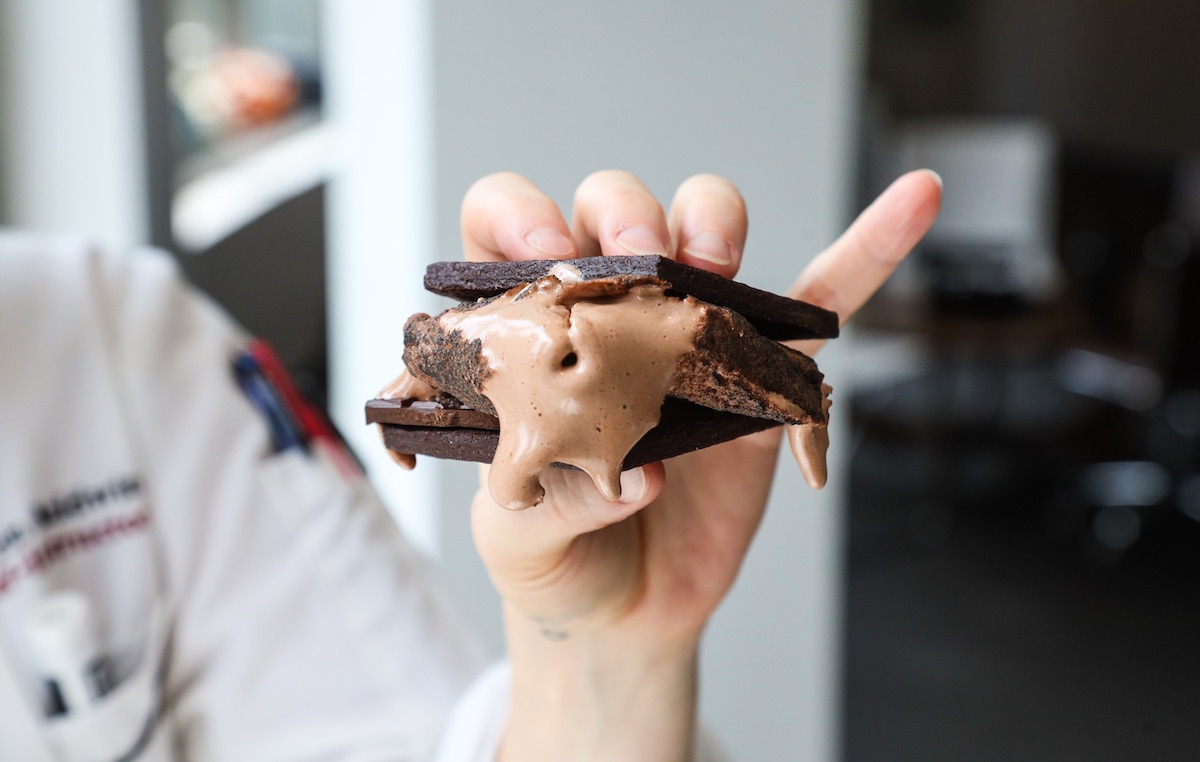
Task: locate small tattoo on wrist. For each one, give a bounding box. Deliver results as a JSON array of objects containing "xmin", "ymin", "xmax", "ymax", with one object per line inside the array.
[{"xmin": 540, "ymin": 627, "xmax": 569, "ymax": 641}]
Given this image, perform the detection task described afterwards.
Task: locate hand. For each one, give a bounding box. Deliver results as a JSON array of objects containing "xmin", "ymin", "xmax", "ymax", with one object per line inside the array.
[{"xmin": 459, "ymin": 169, "xmax": 941, "ymax": 760}]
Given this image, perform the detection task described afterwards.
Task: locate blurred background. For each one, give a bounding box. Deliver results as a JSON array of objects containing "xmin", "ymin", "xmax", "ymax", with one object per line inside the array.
[{"xmin": 1, "ymin": 0, "xmax": 1197, "ymax": 759}]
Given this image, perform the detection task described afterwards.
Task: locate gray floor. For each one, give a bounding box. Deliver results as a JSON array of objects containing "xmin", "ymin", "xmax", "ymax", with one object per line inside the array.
[{"xmin": 841, "ymin": 404, "xmax": 1200, "ymax": 761}]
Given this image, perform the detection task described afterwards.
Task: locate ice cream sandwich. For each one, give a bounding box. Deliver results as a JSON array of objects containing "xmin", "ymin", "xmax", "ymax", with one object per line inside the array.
[{"xmin": 366, "ymin": 255, "xmax": 837, "ymax": 509}]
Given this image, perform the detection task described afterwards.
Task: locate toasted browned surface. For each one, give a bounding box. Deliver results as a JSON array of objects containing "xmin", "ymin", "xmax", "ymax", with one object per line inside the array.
[
  {"xmin": 401, "ymin": 311, "xmax": 496, "ymax": 416},
  {"xmin": 670, "ymin": 304, "xmax": 827, "ymax": 426}
]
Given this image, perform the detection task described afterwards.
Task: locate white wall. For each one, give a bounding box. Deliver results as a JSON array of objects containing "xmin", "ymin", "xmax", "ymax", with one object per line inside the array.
[
  {"xmin": 323, "ymin": 0, "xmax": 443, "ymax": 554},
  {"xmin": 0, "ymin": 0, "xmax": 148, "ymax": 250},
  {"xmin": 429, "ymin": 3, "xmax": 863, "ymax": 760}
]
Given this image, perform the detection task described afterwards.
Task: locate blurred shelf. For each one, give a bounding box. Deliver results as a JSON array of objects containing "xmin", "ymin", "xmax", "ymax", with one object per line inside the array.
[{"xmin": 171, "ymin": 113, "xmax": 331, "ymax": 252}]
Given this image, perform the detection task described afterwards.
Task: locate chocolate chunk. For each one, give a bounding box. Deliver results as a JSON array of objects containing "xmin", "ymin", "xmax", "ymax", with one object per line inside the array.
[
  {"xmin": 365, "ymin": 397, "xmax": 500, "ymax": 430},
  {"xmin": 424, "ymin": 255, "xmax": 838, "ymax": 341},
  {"xmin": 374, "ymin": 397, "xmax": 778, "ymax": 469}
]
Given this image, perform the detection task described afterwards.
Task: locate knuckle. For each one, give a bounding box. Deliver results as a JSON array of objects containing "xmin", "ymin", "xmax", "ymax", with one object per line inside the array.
[
  {"xmin": 575, "ymin": 169, "xmax": 645, "ymax": 203},
  {"xmin": 462, "ymin": 171, "xmax": 525, "ymax": 207},
  {"xmin": 674, "ymin": 174, "xmax": 747, "ymax": 220}
]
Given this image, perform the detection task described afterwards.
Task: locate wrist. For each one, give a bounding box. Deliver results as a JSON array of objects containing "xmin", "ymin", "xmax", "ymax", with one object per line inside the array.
[{"xmin": 500, "ymin": 604, "xmax": 701, "ymax": 761}]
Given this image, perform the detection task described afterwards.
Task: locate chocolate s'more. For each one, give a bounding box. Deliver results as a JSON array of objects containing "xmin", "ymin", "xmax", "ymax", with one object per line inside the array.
[{"xmin": 366, "ymin": 255, "xmax": 837, "ymax": 509}]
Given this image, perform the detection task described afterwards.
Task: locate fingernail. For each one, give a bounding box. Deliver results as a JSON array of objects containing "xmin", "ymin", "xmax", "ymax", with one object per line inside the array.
[
  {"xmin": 618, "ymin": 467, "xmax": 648, "ymax": 503},
  {"xmin": 922, "ymin": 168, "xmax": 944, "ymax": 189},
  {"xmin": 682, "ymin": 231, "xmax": 733, "ymax": 266},
  {"xmin": 525, "ymin": 227, "xmax": 576, "ymax": 258},
  {"xmin": 614, "ymin": 226, "xmax": 669, "ymax": 256}
]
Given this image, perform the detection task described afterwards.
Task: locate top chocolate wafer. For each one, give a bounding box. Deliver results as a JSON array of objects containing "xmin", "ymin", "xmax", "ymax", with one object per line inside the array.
[{"xmin": 423, "ymin": 255, "xmax": 838, "ymax": 341}]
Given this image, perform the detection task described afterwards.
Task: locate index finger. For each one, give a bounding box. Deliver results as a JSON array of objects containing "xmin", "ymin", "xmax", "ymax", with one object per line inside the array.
[
  {"xmin": 791, "ymin": 169, "xmax": 942, "ymax": 356},
  {"xmin": 460, "ymin": 172, "xmax": 578, "ymax": 262}
]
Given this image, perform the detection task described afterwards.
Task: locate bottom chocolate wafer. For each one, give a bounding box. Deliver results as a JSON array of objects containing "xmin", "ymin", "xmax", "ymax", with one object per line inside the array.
[{"xmin": 367, "ymin": 397, "xmax": 779, "ymax": 471}]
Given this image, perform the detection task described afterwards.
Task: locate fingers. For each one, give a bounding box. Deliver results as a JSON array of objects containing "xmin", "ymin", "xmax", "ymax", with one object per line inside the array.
[
  {"xmin": 461, "ymin": 172, "xmax": 577, "ymax": 262},
  {"xmin": 461, "ymin": 170, "xmax": 750, "ymax": 281},
  {"xmin": 571, "ymin": 170, "xmax": 673, "ymax": 259},
  {"xmin": 668, "ymin": 174, "xmax": 747, "ymax": 278},
  {"xmin": 790, "ymin": 169, "xmax": 942, "ymax": 356},
  {"xmin": 473, "ymin": 463, "xmax": 666, "ymax": 564}
]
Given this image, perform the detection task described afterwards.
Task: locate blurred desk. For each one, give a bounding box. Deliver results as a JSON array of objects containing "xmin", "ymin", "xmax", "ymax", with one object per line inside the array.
[
  {"xmin": 855, "ymin": 294, "xmax": 1091, "ymax": 352},
  {"xmin": 848, "ymin": 293, "xmax": 1104, "ymax": 443}
]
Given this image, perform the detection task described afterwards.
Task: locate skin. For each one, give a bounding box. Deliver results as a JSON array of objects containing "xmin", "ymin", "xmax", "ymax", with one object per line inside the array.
[{"xmin": 459, "ymin": 169, "xmax": 942, "ymax": 760}]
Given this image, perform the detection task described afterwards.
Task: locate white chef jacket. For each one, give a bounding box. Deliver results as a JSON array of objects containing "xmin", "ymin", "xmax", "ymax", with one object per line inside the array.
[{"xmin": 0, "ymin": 233, "xmax": 508, "ymax": 761}]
